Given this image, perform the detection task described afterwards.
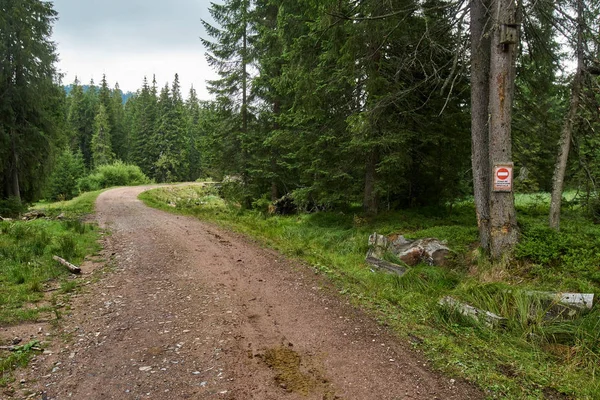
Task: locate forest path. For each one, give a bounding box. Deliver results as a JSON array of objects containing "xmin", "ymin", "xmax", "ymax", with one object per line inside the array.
[{"xmin": 25, "ymin": 185, "xmax": 482, "ymax": 399}]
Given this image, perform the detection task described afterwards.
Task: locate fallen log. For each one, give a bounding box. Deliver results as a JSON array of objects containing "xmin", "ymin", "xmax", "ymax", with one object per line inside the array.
[
  {"xmin": 439, "ymin": 296, "xmax": 507, "ymax": 328},
  {"xmin": 52, "ymin": 256, "xmax": 81, "ymax": 274},
  {"xmin": 365, "ymin": 256, "xmax": 407, "ymax": 276}
]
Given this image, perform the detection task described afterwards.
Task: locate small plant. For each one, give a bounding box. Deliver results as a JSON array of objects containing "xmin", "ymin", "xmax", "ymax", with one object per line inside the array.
[
  {"xmin": 0, "ymin": 197, "xmax": 26, "ymax": 218},
  {"xmin": 78, "ymin": 161, "xmax": 151, "ymax": 192}
]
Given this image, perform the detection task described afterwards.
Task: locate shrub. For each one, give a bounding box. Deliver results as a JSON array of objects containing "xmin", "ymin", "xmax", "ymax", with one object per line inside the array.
[
  {"xmin": 0, "ymin": 197, "xmax": 27, "ymax": 218},
  {"xmin": 78, "ymin": 161, "xmax": 151, "ymax": 192},
  {"xmin": 47, "ymin": 149, "xmax": 86, "ymax": 201}
]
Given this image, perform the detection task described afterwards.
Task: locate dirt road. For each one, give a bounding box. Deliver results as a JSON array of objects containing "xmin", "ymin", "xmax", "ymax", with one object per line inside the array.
[{"xmin": 11, "ymin": 186, "xmax": 483, "ymax": 399}]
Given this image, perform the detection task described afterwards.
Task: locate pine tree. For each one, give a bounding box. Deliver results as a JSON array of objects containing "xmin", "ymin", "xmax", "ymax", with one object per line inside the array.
[
  {"xmin": 154, "ymin": 74, "xmax": 188, "ymax": 182},
  {"xmin": 186, "ymin": 87, "xmax": 203, "ymax": 181},
  {"xmin": 202, "ymin": 0, "xmax": 255, "ymax": 178},
  {"xmin": 111, "ymin": 83, "xmax": 128, "ymax": 161},
  {"xmin": 0, "ymin": 0, "xmax": 64, "ymax": 202},
  {"xmin": 47, "ymin": 148, "xmax": 85, "ymax": 201},
  {"xmin": 91, "ymin": 104, "xmax": 114, "ymax": 167},
  {"xmin": 129, "ymin": 77, "xmax": 158, "ymax": 176}
]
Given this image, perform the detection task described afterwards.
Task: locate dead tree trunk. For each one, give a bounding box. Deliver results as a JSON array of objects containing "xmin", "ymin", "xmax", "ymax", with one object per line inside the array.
[
  {"xmin": 9, "ymin": 129, "xmax": 21, "ymax": 202},
  {"xmin": 470, "ymin": 0, "xmax": 492, "ymax": 252},
  {"xmin": 488, "ymin": 0, "xmax": 519, "ymax": 260},
  {"xmin": 549, "ymin": 0, "xmax": 585, "ymax": 231},
  {"xmin": 363, "ymin": 146, "xmax": 379, "ymax": 215}
]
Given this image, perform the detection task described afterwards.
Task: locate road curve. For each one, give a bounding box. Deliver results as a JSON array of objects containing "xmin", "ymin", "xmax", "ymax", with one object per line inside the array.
[{"xmin": 30, "ymin": 185, "xmax": 483, "ymax": 399}]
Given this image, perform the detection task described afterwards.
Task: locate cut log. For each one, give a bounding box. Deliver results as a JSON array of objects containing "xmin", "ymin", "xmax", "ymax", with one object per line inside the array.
[
  {"xmin": 544, "ymin": 292, "xmax": 594, "ymax": 310},
  {"xmin": 52, "ymin": 256, "xmax": 81, "ymax": 274},
  {"xmin": 439, "ymin": 296, "xmax": 507, "ymax": 328},
  {"xmin": 365, "ymin": 256, "xmax": 407, "ymax": 276}
]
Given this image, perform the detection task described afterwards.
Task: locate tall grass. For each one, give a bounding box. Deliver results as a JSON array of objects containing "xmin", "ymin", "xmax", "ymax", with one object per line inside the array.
[{"xmin": 141, "ymin": 185, "xmax": 600, "ymax": 399}]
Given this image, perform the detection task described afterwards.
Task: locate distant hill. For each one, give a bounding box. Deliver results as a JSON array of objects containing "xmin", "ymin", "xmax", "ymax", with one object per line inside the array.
[{"xmin": 63, "ymin": 85, "xmax": 135, "ymax": 104}]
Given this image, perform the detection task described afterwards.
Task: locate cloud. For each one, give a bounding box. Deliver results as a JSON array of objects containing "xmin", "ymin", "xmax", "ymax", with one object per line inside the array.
[{"xmin": 51, "ymin": 0, "xmax": 217, "ymax": 98}]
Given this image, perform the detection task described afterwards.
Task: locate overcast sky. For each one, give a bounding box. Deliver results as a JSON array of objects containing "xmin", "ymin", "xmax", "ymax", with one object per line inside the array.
[{"xmin": 51, "ymin": 0, "xmax": 217, "ymax": 99}]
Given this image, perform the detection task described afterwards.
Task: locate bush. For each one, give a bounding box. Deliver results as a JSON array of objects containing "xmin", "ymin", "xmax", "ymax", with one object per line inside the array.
[
  {"xmin": 47, "ymin": 149, "xmax": 86, "ymax": 201},
  {"xmin": 78, "ymin": 161, "xmax": 151, "ymax": 192},
  {"xmin": 0, "ymin": 197, "xmax": 27, "ymax": 218}
]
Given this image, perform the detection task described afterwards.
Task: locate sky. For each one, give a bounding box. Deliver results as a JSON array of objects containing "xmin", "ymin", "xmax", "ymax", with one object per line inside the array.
[{"xmin": 51, "ymin": 0, "xmax": 217, "ymax": 99}]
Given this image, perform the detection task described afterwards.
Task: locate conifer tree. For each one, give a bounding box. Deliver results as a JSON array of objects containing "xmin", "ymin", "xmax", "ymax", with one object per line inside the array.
[
  {"xmin": 111, "ymin": 83, "xmax": 128, "ymax": 161},
  {"xmin": 186, "ymin": 87, "xmax": 203, "ymax": 181},
  {"xmin": 129, "ymin": 77, "xmax": 158, "ymax": 176},
  {"xmin": 154, "ymin": 74, "xmax": 188, "ymax": 182},
  {"xmin": 0, "ymin": 0, "xmax": 64, "ymax": 202},
  {"xmin": 91, "ymin": 104, "xmax": 114, "ymax": 167},
  {"xmin": 202, "ymin": 0, "xmax": 255, "ymax": 177}
]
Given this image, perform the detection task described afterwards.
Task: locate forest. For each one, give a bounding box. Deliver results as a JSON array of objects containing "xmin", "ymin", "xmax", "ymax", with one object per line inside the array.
[
  {"xmin": 1, "ymin": 1, "xmax": 600, "ymax": 256},
  {"xmin": 3, "ymin": 0, "xmax": 600, "ymax": 397}
]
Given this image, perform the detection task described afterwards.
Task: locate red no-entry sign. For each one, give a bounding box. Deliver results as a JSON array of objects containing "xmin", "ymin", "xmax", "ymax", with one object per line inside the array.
[
  {"xmin": 497, "ymin": 168, "xmax": 510, "ymax": 180},
  {"xmin": 493, "ymin": 164, "xmax": 513, "ymax": 192}
]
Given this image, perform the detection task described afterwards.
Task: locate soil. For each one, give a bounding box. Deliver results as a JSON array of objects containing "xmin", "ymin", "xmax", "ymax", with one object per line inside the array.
[{"xmin": 1, "ymin": 186, "xmax": 484, "ymax": 399}]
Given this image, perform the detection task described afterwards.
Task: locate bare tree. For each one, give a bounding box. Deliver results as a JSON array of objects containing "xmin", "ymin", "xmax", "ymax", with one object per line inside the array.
[{"xmin": 549, "ymin": 0, "xmax": 585, "ymax": 230}]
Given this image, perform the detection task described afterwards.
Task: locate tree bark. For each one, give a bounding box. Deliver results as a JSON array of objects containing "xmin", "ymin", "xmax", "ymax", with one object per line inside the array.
[
  {"xmin": 488, "ymin": 0, "xmax": 519, "ymax": 260},
  {"xmin": 363, "ymin": 147, "xmax": 379, "ymax": 215},
  {"xmin": 52, "ymin": 256, "xmax": 82, "ymax": 274},
  {"xmin": 549, "ymin": 0, "xmax": 584, "ymax": 231},
  {"xmin": 9, "ymin": 128, "xmax": 21, "ymax": 202},
  {"xmin": 470, "ymin": 0, "xmax": 492, "ymax": 252}
]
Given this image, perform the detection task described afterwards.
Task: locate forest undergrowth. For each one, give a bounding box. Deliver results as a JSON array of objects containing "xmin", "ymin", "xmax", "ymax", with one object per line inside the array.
[{"xmin": 141, "ymin": 184, "xmax": 600, "ymax": 400}]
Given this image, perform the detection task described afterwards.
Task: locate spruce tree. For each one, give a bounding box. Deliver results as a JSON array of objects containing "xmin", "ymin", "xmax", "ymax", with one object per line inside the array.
[
  {"xmin": 0, "ymin": 0, "xmax": 64, "ymax": 202},
  {"xmin": 91, "ymin": 104, "xmax": 114, "ymax": 167},
  {"xmin": 111, "ymin": 83, "xmax": 128, "ymax": 161},
  {"xmin": 154, "ymin": 75, "xmax": 188, "ymax": 182},
  {"xmin": 202, "ymin": 0, "xmax": 255, "ymax": 178}
]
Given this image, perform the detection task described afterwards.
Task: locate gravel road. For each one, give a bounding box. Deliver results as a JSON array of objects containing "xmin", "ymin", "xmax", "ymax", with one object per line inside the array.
[{"xmin": 5, "ymin": 185, "xmax": 483, "ymax": 399}]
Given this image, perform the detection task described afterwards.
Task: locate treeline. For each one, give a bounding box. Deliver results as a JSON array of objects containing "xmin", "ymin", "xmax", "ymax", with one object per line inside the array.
[
  {"xmin": 2, "ymin": 0, "xmax": 600, "ymax": 219},
  {"xmin": 198, "ymin": 0, "xmax": 600, "ymax": 215},
  {"xmin": 64, "ymin": 75, "xmax": 207, "ymax": 184}
]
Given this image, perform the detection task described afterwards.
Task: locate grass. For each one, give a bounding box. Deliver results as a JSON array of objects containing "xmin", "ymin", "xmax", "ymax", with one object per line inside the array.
[
  {"xmin": 0, "ymin": 190, "xmax": 104, "ymax": 385},
  {"xmin": 141, "ymin": 185, "xmax": 600, "ymax": 399}
]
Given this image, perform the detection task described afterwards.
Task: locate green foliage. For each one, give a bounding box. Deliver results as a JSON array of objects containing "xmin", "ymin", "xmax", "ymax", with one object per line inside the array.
[
  {"xmin": 0, "ymin": 218, "xmax": 98, "ymax": 325},
  {"xmin": 0, "ymin": 340, "xmax": 40, "ymax": 386},
  {"xmin": 91, "ymin": 104, "xmax": 115, "ymax": 167},
  {"xmin": 78, "ymin": 161, "xmax": 151, "ymax": 192},
  {"xmin": 0, "ymin": 190, "xmax": 101, "ymax": 384},
  {"xmin": 0, "ymin": 0, "xmax": 65, "ymax": 203},
  {"xmin": 47, "ymin": 149, "xmax": 86, "ymax": 201},
  {"xmin": 0, "ymin": 197, "xmax": 27, "ymax": 218}
]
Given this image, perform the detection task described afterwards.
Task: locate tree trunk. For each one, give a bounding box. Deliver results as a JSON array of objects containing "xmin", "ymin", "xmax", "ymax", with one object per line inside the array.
[
  {"xmin": 488, "ymin": 0, "xmax": 519, "ymax": 260},
  {"xmin": 271, "ymin": 99, "xmax": 281, "ymax": 202},
  {"xmin": 363, "ymin": 147, "xmax": 379, "ymax": 215},
  {"xmin": 9, "ymin": 129, "xmax": 21, "ymax": 202},
  {"xmin": 470, "ymin": 0, "xmax": 492, "ymax": 252},
  {"xmin": 549, "ymin": 0, "xmax": 584, "ymax": 231},
  {"xmin": 242, "ymin": 5, "xmax": 248, "ymax": 138}
]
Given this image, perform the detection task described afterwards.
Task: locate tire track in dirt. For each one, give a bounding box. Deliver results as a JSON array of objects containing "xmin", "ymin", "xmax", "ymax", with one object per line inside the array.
[{"xmin": 14, "ymin": 185, "xmax": 483, "ymax": 399}]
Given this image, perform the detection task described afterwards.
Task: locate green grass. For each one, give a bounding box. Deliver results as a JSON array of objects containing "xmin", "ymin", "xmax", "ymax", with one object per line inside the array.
[
  {"xmin": 0, "ymin": 340, "xmax": 41, "ymax": 387},
  {"xmin": 141, "ymin": 185, "xmax": 600, "ymax": 399},
  {"xmin": 0, "ymin": 190, "xmax": 103, "ymax": 385}
]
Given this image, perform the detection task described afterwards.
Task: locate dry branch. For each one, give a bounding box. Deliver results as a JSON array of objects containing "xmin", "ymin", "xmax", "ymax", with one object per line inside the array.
[{"xmin": 53, "ymin": 256, "xmax": 81, "ymax": 274}]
